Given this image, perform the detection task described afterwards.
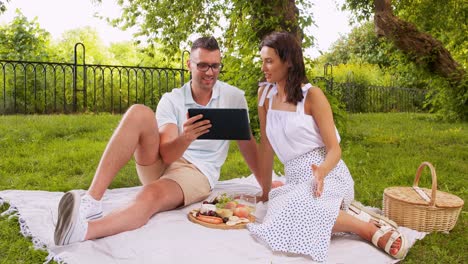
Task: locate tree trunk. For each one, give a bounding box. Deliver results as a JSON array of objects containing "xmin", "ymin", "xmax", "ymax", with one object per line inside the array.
[
  {"xmin": 253, "ymin": 0, "xmax": 301, "ymax": 44},
  {"xmin": 374, "ymin": 0, "xmax": 465, "ymax": 83}
]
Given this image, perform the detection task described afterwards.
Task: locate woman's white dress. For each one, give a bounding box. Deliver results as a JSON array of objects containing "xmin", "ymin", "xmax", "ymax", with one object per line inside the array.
[{"xmin": 247, "ymin": 83, "xmax": 354, "ymax": 262}]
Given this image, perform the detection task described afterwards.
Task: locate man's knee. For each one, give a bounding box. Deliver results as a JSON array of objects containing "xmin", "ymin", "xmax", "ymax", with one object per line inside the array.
[
  {"xmin": 137, "ymin": 184, "xmax": 162, "ymax": 202},
  {"xmin": 136, "ymin": 181, "xmax": 183, "ymax": 213},
  {"xmin": 123, "ymin": 104, "xmax": 157, "ymax": 126}
]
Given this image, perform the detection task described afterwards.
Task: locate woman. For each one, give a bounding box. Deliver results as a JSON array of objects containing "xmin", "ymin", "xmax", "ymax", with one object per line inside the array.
[{"xmin": 247, "ymin": 31, "xmax": 408, "ymax": 262}]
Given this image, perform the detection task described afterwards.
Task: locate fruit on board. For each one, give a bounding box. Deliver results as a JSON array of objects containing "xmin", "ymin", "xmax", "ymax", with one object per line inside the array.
[
  {"xmin": 216, "ymin": 208, "xmax": 234, "ymax": 218},
  {"xmin": 224, "ymin": 201, "xmax": 238, "ymax": 210},
  {"xmin": 233, "ymin": 207, "xmax": 249, "ymax": 218}
]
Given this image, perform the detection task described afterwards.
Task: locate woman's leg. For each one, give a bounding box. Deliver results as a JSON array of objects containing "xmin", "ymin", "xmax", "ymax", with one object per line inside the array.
[{"xmin": 332, "ymin": 210, "xmax": 402, "ymax": 256}]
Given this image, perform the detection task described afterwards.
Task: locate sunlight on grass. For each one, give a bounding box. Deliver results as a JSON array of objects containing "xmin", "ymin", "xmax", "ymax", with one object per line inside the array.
[{"xmin": 0, "ymin": 113, "xmax": 466, "ymax": 263}]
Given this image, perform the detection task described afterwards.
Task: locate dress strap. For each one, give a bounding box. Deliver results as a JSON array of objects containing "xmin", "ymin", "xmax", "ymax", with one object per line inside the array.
[
  {"xmin": 297, "ymin": 83, "xmax": 312, "ymax": 114},
  {"xmin": 258, "ymin": 82, "xmax": 274, "ymax": 107}
]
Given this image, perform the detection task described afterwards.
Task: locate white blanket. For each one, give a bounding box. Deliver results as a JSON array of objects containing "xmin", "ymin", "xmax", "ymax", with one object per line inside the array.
[{"xmin": 0, "ymin": 175, "xmax": 425, "ymax": 264}]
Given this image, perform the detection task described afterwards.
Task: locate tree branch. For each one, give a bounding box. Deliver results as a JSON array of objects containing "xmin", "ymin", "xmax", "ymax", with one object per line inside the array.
[{"xmin": 373, "ymin": 0, "xmax": 465, "ymax": 83}]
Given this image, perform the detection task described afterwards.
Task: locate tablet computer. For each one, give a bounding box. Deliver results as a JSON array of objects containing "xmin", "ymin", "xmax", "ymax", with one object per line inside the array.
[{"xmin": 188, "ymin": 108, "xmax": 251, "ymax": 140}]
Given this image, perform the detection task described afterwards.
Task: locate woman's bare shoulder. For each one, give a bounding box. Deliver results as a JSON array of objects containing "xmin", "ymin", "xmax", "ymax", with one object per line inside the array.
[
  {"xmin": 258, "ymin": 84, "xmax": 268, "ymax": 97},
  {"xmin": 306, "ymin": 85, "xmax": 326, "ymax": 100}
]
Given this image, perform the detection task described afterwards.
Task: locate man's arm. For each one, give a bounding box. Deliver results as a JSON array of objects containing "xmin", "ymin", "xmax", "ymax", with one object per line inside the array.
[
  {"xmin": 159, "ymin": 114, "xmax": 211, "ymax": 164},
  {"xmin": 236, "ymin": 134, "xmax": 259, "ymax": 177}
]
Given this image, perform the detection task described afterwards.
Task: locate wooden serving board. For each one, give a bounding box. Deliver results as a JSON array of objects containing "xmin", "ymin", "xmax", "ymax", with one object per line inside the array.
[{"xmin": 188, "ymin": 212, "xmax": 256, "ymax": 230}]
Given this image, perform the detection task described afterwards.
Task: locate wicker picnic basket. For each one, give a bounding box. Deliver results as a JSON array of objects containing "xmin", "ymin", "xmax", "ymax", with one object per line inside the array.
[{"xmin": 383, "ymin": 162, "xmax": 464, "ymax": 232}]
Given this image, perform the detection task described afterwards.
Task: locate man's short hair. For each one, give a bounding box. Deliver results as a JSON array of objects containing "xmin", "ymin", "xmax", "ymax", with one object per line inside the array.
[{"xmin": 191, "ymin": 36, "xmax": 219, "ymax": 52}]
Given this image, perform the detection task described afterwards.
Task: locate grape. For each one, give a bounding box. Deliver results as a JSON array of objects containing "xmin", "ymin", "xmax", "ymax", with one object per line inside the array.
[{"xmin": 214, "ymin": 193, "xmax": 234, "ymax": 209}]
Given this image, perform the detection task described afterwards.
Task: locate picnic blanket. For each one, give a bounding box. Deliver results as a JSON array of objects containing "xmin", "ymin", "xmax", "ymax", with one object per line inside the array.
[{"xmin": 0, "ymin": 174, "xmax": 426, "ymax": 264}]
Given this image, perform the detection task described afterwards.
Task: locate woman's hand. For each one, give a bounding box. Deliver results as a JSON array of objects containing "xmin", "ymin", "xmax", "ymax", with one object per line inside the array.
[
  {"xmin": 311, "ymin": 164, "xmax": 325, "ymax": 197},
  {"xmin": 256, "ymin": 193, "xmax": 269, "ymax": 202},
  {"xmin": 271, "ymin": 180, "xmax": 284, "ymax": 189}
]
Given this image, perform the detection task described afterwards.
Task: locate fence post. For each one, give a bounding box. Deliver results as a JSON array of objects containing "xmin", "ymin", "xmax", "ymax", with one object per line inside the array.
[
  {"xmin": 323, "ymin": 63, "xmax": 333, "ymax": 92},
  {"xmin": 73, "ymin": 43, "xmax": 87, "ymax": 112}
]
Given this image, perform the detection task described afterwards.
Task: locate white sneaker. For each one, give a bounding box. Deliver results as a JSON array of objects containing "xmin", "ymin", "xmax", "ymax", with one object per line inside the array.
[
  {"xmin": 81, "ymin": 193, "xmax": 103, "ymax": 220},
  {"xmin": 54, "ymin": 191, "xmax": 89, "ymax": 245}
]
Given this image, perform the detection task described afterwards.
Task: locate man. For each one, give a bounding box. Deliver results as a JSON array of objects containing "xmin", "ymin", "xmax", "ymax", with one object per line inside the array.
[{"xmin": 54, "ymin": 36, "xmax": 259, "ymax": 245}]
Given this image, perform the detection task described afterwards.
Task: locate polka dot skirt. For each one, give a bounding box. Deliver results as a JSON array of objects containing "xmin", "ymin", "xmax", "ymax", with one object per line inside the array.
[{"xmin": 247, "ymin": 147, "xmax": 354, "ymax": 262}]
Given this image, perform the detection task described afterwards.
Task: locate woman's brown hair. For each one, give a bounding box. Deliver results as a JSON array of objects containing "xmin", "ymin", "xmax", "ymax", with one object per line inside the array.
[{"xmin": 260, "ymin": 32, "xmax": 308, "ymax": 105}]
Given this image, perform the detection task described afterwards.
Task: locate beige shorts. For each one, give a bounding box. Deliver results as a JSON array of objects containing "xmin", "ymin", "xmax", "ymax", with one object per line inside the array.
[{"xmin": 135, "ymin": 157, "xmax": 211, "ymax": 206}]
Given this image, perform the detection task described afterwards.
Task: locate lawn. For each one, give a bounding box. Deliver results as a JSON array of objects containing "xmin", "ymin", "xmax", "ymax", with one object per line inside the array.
[{"xmin": 0, "ymin": 113, "xmax": 466, "ymax": 263}]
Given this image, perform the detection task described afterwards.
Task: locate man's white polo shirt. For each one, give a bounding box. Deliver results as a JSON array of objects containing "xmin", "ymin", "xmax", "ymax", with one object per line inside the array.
[{"xmin": 155, "ymin": 80, "xmax": 249, "ymax": 189}]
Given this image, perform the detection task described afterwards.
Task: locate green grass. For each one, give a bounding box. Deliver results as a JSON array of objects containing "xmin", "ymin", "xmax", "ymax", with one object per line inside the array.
[{"xmin": 0, "ymin": 113, "xmax": 466, "ymax": 263}]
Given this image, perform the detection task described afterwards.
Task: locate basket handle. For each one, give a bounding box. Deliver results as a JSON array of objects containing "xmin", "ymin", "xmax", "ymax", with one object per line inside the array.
[{"xmin": 412, "ymin": 161, "xmax": 437, "ymax": 206}]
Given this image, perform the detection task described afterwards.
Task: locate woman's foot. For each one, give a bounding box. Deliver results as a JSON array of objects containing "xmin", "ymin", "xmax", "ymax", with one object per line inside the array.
[
  {"xmin": 371, "ymin": 225, "xmax": 408, "ymax": 259},
  {"xmin": 375, "ymin": 227, "xmax": 402, "ymax": 255}
]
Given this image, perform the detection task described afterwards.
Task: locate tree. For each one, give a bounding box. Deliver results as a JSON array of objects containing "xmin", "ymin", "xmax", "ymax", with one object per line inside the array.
[
  {"xmin": 96, "ymin": 0, "xmax": 318, "ymax": 133},
  {"xmin": 343, "ymin": 0, "xmax": 467, "ymax": 120},
  {"xmin": 105, "ymin": 0, "xmax": 314, "ymax": 54},
  {"xmin": 324, "ymin": 22, "xmax": 395, "ymax": 68},
  {"xmin": 0, "ymin": 10, "xmax": 51, "ymax": 61},
  {"xmin": 0, "ymin": 0, "xmax": 8, "ymax": 14},
  {"xmin": 50, "ymin": 27, "xmax": 112, "ymax": 64},
  {"xmin": 343, "ymin": 0, "xmax": 465, "ymax": 83}
]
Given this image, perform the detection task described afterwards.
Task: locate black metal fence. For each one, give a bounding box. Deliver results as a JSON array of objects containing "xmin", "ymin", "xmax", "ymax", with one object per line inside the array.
[
  {"xmin": 0, "ymin": 43, "xmax": 190, "ymax": 114},
  {"xmin": 311, "ymin": 63, "xmax": 428, "ymax": 113},
  {"xmin": 1, "ymin": 44, "xmax": 428, "ymax": 114},
  {"xmin": 332, "ymin": 82, "xmax": 428, "ymax": 113}
]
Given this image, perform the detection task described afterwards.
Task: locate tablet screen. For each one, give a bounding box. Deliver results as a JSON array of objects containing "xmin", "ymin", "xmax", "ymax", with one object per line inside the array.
[{"xmin": 188, "ymin": 108, "xmax": 251, "ymax": 140}]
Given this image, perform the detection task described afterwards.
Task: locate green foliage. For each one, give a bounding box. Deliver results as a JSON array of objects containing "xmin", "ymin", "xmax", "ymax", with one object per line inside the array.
[
  {"xmin": 326, "ymin": 63, "xmax": 393, "ymax": 86},
  {"xmin": 49, "ymin": 27, "xmax": 113, "ymax": 64},
  {"xmin": 0, "ymin": 11, "xmax": 190, "ymax": 114},
  {"xmin": 324, "ymin": 21, "xmax": 444, "ymax": 88},
  {"xmin": 394, "ymin": 0, "xmax": 467, "ymax": 67},
  {"xmin": 103, "ymin": 0, "xmax": 322, "ymax": 127},
  {"xmin": 110, "ymin": 0, "xmax": 315, "ymax": 54},
  {"xmin": 331, "ymin": 2, "xmax": 467, "ymax": 120},
  {"xmin": 0, "ymin": 10, "xmax": 51, "ymax": 61},
  {"xmin": 323, "ymin": 22, "xmax": 394, "ymax": 68},
  {"xmin": 111, "ymin": 42, "xmax": 182, "ymax": 68},
  {"xmin": 0, "ymin": 1, "xmax": 7, "ymax": 13},
  {"xmin": 428, "ymin": 75, "xmax": 468, "ymax": 121}
]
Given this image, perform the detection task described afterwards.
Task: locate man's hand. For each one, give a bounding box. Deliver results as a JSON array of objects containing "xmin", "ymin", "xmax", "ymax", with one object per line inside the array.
[
  {"xmin": 311, "ymin": 164, "xmax": 325, "ymax": 197},
  {"xmin": 182, "ymin": 113, "xmax": 211, "ymax": 142}
]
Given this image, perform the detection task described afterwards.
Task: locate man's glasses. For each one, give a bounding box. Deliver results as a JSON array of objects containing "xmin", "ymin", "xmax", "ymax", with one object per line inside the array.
[{"xmin": 191, "ymin": 61, "xmax": 223, "ymax": 72}]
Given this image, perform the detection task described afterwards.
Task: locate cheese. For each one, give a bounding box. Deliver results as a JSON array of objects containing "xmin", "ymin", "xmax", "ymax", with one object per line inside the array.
[{"xmin": 200, "ymin": 203, "xmax": 216, "ymax": 214}]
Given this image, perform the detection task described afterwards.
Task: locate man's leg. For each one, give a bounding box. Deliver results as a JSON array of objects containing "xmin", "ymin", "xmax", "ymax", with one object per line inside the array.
[
  {"xmin": 55, "ymin": 104, "xmax": 161, "ymax": 245},
  {"xmin": 88, "ymin": 104, "xmax": 161, "ymax": 200},
  {"xmin": 85, "ymin": 178, "xmax": 184, "ymax": 240},
  {"xmin": 86, "ymin": 158, "xmax": 211, "ymax": 240}
]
